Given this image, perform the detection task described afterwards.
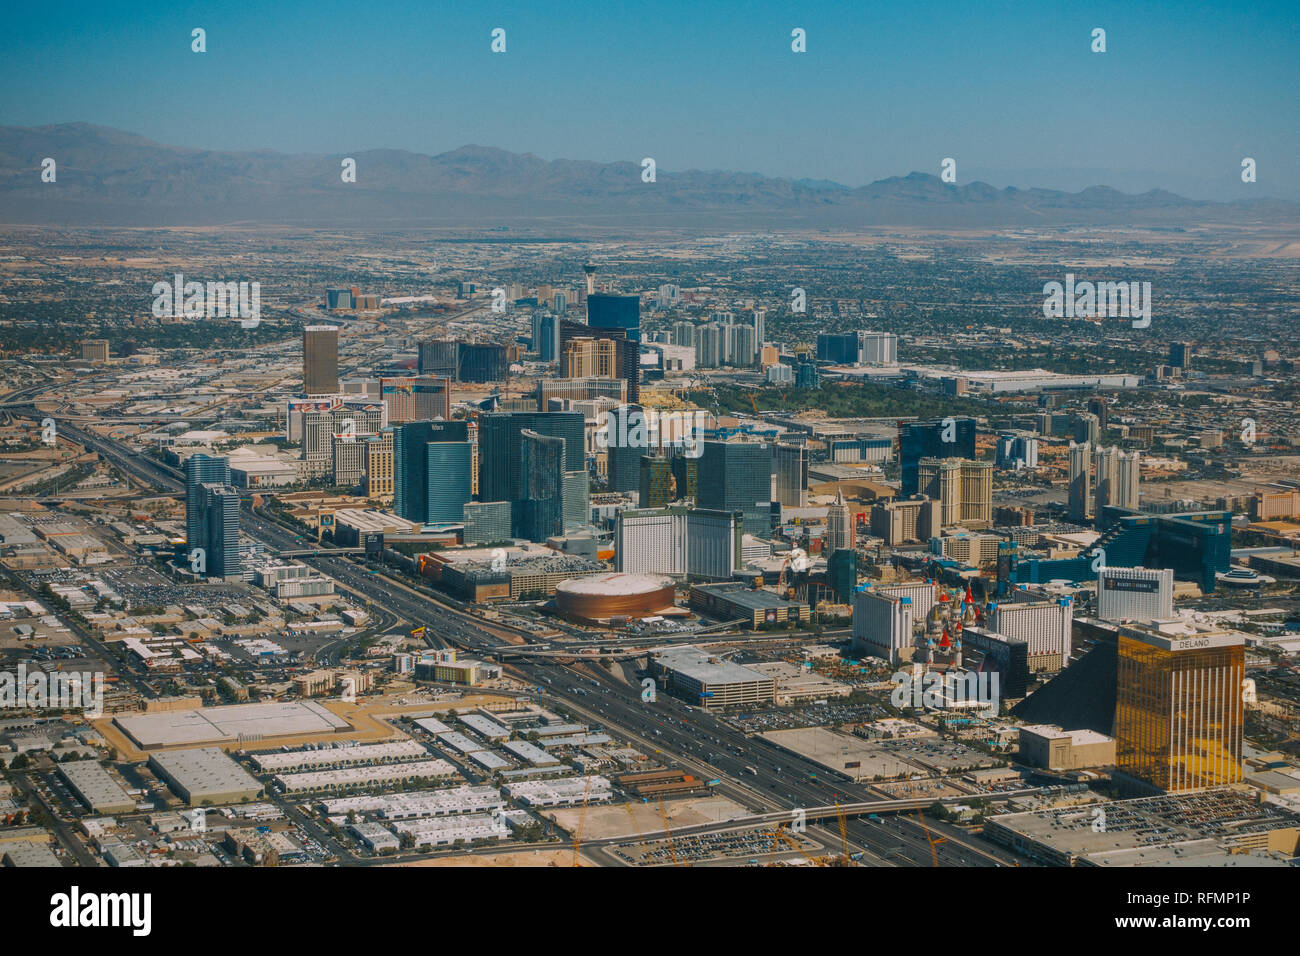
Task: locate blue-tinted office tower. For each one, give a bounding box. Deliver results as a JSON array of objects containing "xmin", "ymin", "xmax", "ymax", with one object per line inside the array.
[
  {"xmin": 463, "ymin": 501, "xmax": 513, "ymax": 545},
  {"xmin": 418, "ymin": 339, "xmax": 458, "ymax": 378},
  {"xmin": 394, "ymin": 420, "xmax": 470, "ymax": 525},
  {"xmin": 425, "ymin": 442, "xmax": 473, "ymax": 524},
  {"xmin": 586, "ymin": 294, "xmax": 641, "ymax": 403},
  {"xmin": 606, "ymin": 404, "xmax": 651, "ymax": 493},
  {"xmin": 899, "ymin": 418, "xmax": 977, "ymax": 496},
  {"xmin": 586, "ymin": 294, "xmax": 640, "ymax": 342},
  {"xmin": 520, "ymin": 429, "xmax": 566, "ymax": 542},
  {"xmin": 184, "ymin": 454, "xmax": 230, "ymax": 546},
  {"xmin": 537, "ymin": 312, "xmax": 560, "ymax": 362},
  {"xmin": 458, "ymin": 343, "xmax": 508, "ymax": 383},
  {"xmin": 562, "ymin": 471, "xmax": 589, "ymax": 529},
  {"xmin": 817, "ymin": 333, "xmax": 858, "ymax": 364},
  {"xmin": 697, "ymin": 441, "xmax": 773, "ymax": 535},
  {"xmin": 199, "ymin": 484, "xmax": 241, "ymax": 580},
  {"xmin": 479, "ymin": 412, "xmax": 586, "ymax": 535}
]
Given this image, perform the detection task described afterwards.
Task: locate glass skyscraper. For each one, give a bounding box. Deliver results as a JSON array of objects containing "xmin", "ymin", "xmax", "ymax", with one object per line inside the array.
[
  {"xmin": 606, "ymin": 404, "xmax": 653, "ymax": 493},
  {"xmin": 1115, "ymin": 626, "xmax": 1244, "ymax": 793},
  {"xmin": 586, "ymin": 294, "xmax": 640, "ymax": 342},
  {"xmin": 458, "ymin": 343, "xmax": 508, "ymax": 383},
  {"xmin": 184, "ymin": 454, "xmax": 230, "ymax": 547},
  {"xmin": 394, "ymin": 420, "xmax": 470, "ymax": 524},
  {"xmin": 584, "ymin": 295, "xmax": 641, "ymax": 402},
  {"xmin": 196, "ymin": 483, "xmax": 240, "ymax": 580},
  {"xmin": 562, "ymin": 471, "xmax": 589, "ymax": 531},
  {"xmin": 899, "ymin": 417, "xmax": 977, "ymax": 496},
  {"xmin": 520, "ymin": 429, "xmax": 565, "ymax": 542},
  {"xmin": 639, "ymin": 455, "xmax": 674, "ymax": 508},
  {"xmin": 302, "ymin": 325, "xmax": 339, "ymax": 396},
  {"xmin": 697, "ymin": 441, "xmax": 773, "ymax": 535},
  {"xmin": 463, "ymin": 500, "xmax": 512, "ymax": 545},
  {"xmin": 418, "ymin": 339, "xmax": 458, "ymax": 378},
  {"xmin": 478, "ymin": 411, "xmax": 586, "ymax": 535},
  {"xmin": 425, "ymin": 441, "xmax": 473, "ymax": 524}
]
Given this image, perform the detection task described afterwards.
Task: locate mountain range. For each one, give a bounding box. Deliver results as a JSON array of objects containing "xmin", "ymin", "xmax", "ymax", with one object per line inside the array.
[{"xmin": 1, "ymin": 123, "xmax": 1294, "ymax": 229}]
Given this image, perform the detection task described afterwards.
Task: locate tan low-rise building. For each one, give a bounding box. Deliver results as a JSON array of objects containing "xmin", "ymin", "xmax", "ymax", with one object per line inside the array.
[{"xmin": 1018, "ymin": 725, "xmax": 1116, "ymax": 771}]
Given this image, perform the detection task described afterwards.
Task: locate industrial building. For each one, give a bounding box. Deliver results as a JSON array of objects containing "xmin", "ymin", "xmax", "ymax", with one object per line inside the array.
[
  {"xmin": 248, "ymin": 740, "xmax": 429, "ymax": 773},
  {"xmin": 59, "ymin": 761, "xmax": 137, "ymax": 815},
  {"xmin": 116, "ymin": 700, "xmax": 352, "ymax": 750},
  {"xmin": 504, "ymin": 776, "xmax": 613, "ymax": 807},
  {"xmin": 1017, "ymin": 725, "xmax": 1116, "ymax": 771},
  {"xmin": 390, "ymin": 813, "xmax": 507, "ymax": 847},
  {"xmin": 648, "ymin": 646, "xmax": 776, "ymax": 711},
  {"xmin": 323, "ymin": 785, "xmax": 505, "ymax": 820},
  {"xmin": 460, "ymin": 713, "xmax": 511, "ymax": 740},
  {"xmin": 148, "ymin": 747, "xmax": 264, "ymax": 806},
  {"xmin": 688, "ymin": 581, "xmax": 810, "ymax": 628},
  {"xmin": 502, "ymin": 739, "xmax": 560, "ymax": 766},
  {"xmin": 613, "ymin": 770, "xmax": 711, "ymax": 799},
  {"xmin": 2, "ymin": 842, "xmax": 61, "ymax": 867},
  {"xmin": 985, "ymin": 788, "xmax": 1300, "ymax": 867},
  {"xmin": 274, "ymin": 759, "xmax": 457, "ymax": 793},
  {"xmin": 350, "ymin": 821, "xmax": 400, "ymax": 854}
]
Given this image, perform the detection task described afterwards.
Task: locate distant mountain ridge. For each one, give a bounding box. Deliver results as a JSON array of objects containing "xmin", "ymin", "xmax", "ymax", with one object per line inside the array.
[{"xmin": 0, "ymin": 123, "xmax": 1294, "ymax": 228}]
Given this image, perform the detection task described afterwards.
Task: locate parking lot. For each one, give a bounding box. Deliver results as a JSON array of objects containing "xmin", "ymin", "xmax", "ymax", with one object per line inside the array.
[
  {"xmin": 728, "ymin": 699, "xmax": 890, "ymax": 734},
  {"xmin": 612, "ymin": 825, "xmax": 826, "ymax": 866}
]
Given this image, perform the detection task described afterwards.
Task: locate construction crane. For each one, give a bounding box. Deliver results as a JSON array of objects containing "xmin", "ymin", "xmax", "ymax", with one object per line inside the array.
[
  {"xmin": 656, "ymin": 796, "xmax": 680, "ymax": 866},
  {"xmin": 835, "ymin": 802, "xmax": 852, "ymax": 865},
  {"xmin": 766, "ymin": 825, "xmax": 828, "ymax": 866},
  {"xmin": 913, "ymin": 811, "xmax": 947, "ymax": 867},
  {"xmin": 696, "ymin": 373, "xmax": 723, "ymax": 421},
  {"xmin": 622, "ymin": 803, "xmax": 645, "ymax": 842},
  {"xmin": 570, "ymin": 775, "xmax": 593, "ymax": 867},
  {"xmin": 621, "ymin": 804, "xmax": 649, "ymax": 865}
]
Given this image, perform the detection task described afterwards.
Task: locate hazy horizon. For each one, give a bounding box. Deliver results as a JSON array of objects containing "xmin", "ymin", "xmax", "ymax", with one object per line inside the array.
[{"xmin": 3, "ymin": 0, "xmax": 1298, "ymax": 201}]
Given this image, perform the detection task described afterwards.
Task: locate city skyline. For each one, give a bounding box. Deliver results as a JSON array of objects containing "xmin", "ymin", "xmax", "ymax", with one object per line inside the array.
[{"xmin": 0, "ymin": 0, "xmax": 1294, "ymax": 927}]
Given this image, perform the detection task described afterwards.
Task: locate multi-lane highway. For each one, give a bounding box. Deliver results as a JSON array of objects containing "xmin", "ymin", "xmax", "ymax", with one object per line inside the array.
[
  {"xmin": 235, "ymin": 504, "xmax": 1033, "ymax": 866},
  {"xmin": 26, "ymin": 411, "xmax": 1033, "ymax": 867}
]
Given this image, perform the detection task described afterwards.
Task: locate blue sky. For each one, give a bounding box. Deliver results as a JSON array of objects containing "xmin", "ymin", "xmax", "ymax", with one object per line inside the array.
[{"xmin": 3, "ymin": 0, "xmax": 1298, "ymax": 198}]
